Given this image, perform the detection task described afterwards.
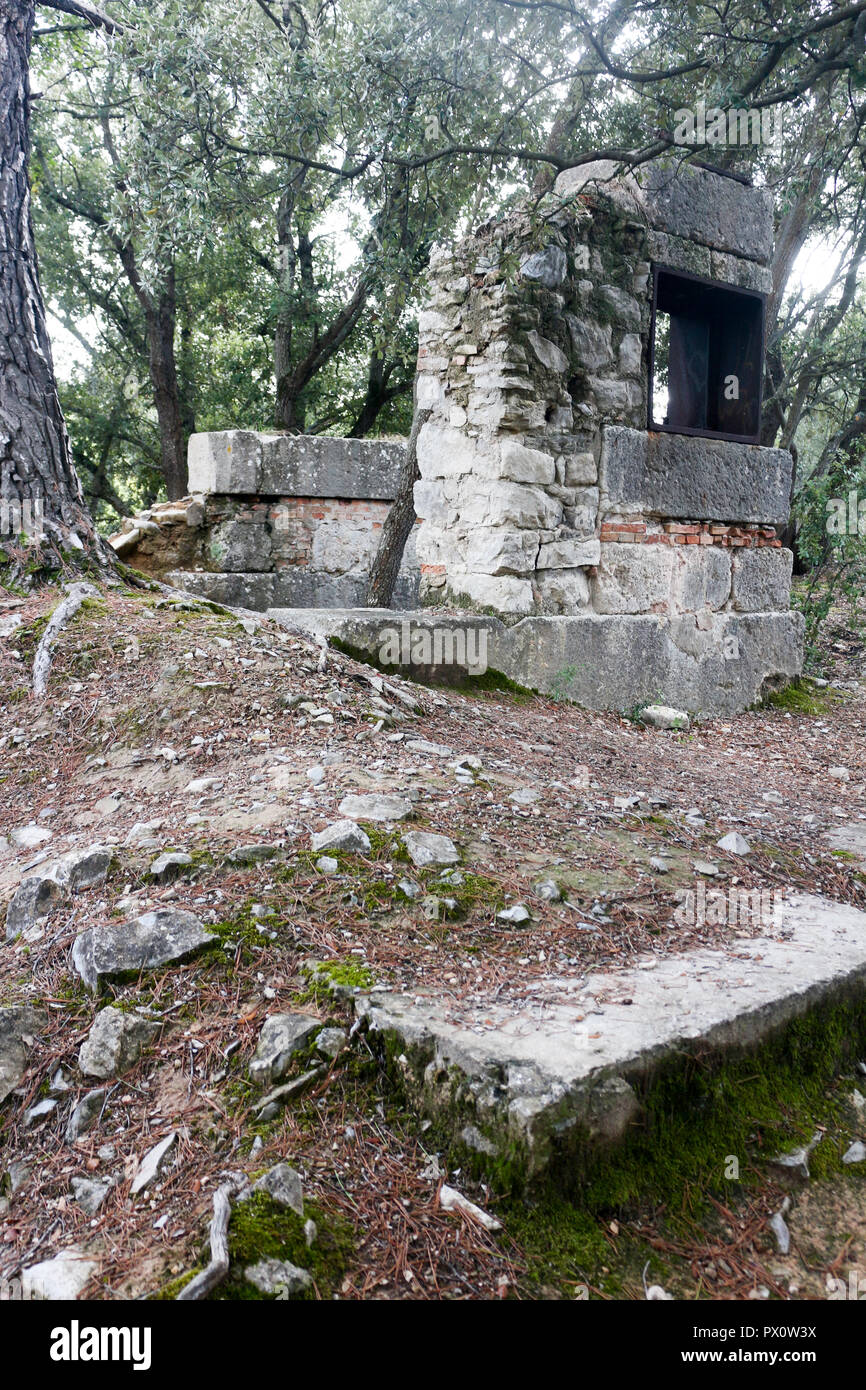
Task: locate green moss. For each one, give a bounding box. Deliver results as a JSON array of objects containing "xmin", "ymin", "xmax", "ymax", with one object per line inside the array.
[
  {"xmin": 151, "ymin": 1269, "xmax": 200, "ymax": 1300},
  {"xmin": 216, "ymin": 1193, "xmax": 353, "ymax": 1299},
  {"xmin": 763, "ymin": 677, "xmax": 847, "ymax": 715},
  {"xmin": 452, "ymin": 667, "xmax": 537, "ymax": 702},
  {"xmin": 374, "ymin": 987, "xmax": 866, "ymax": 1297},
  {"xmin": 314, "ymin": 958, "xmax": 376, "ymax": 991}
]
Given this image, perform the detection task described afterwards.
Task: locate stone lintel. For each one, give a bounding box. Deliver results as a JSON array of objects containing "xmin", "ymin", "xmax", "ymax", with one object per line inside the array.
[
  {"xmin": 600, "ymin": 427, "xmax": 793, "ymax": 526},
  {"xmin": 188, "ymin": 431, "xmax": 407, "ymax": 500}
]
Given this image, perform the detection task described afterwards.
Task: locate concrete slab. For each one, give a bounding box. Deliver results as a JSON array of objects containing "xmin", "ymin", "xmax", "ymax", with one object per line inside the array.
[
  {"xmin": 354, "ymin": 892, "xmax": 866, "ymax": 1180},
  {"xmin": 266, "ymin": 606, "xmax": 803, "ymax": 716},
  {"xmin": 823, "ymin": 822, "xmax": 866, "ymax": 868}
]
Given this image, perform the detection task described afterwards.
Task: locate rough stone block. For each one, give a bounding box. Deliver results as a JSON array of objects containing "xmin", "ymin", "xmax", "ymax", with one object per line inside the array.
[
  {"xmin": 526, "ymin": 330, "xmax": 569, "ymax": 373},
  {"xmin": 646, "ymin": 230, "xmax": 711, "ymax": 279},
  {"xmin": 597, "ymin": 285, "xmax": 641, "ymax": 331},
  {"xmin": 209, "ymin": 519, "xmax": 271, "ymax": 572},
  {"xmin": 187, "ymin": 430, "xmax": 407, "ymax": 499},
  {"xmin": 637, "ymin": 162, "xmax": 773, "ymax": 263},
  {"xmin": 537, "ymin": 536, "xmax": 601, "ymax": 569},
  {"xmin": 731, "ymin": 546, "xmax": 793, "ymax": 611},
  {"xmin": 674, "ymin": 546, "xmax": 732, "ymax": 612},
  {"xmin": 565, "ymin": 315, "xmax": 613, "ymax": 370},
  {"xmin": 413, "ymin": 480, "xmax": 455, "ymax": 529},
  {"xmin": 519, "ymin": 244, "xmax": 567, "ymax": 287},
  {"xmin": 188, "ymin": 429, "xmax": 261, "ymax": 493},
  {"xmin": 165, "ymin": 570, "xmax": 275, "ymax": 609},
  {"xmin": 562, "ymin": 453, "xmax": 598, "ymax": 486},
  {"xmin": 618, "ymin": 334, "xmax": 642, "ymax": 376},
  {"xmin": 270, "ymin": 608, "xmax": 804, "ymax": 717},
  {"xmin": 600, "ymin": 427, "xmax": 793, "ymax": 525},
  {"xmin": 417, "ymin": 422, "xmax": 478, "ymax": 480},
  {"xmin": 535, "ymin": 569, "xmax": 591, "ymax": 611},
  {"xmin": 489, "ymin": 441, "xmax": 556, "ymax": 486},
  {"xmin": 448, "ymin": 572, "xmax": 535, "ymax": 614},
  {"xmin": 463, "ymin": 527, "xmax": 542, "ymax": 576},
  {"xmin": 591, "ymin": 543, "xmax": 676, "ymax": 614},
  {"xmin": 460, "ymin": 482, "xmax": 562, "ymax": 530}
]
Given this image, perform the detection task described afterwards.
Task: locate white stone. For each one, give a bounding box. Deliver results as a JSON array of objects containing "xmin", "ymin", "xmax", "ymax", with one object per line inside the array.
[
  {"xmin": 10, "ymin": 824, "xmax": 53, "ymax": 849},
  {"xmin": 536, "ymin": 570, "xmax": 591, "ymax": 611},
  {"xmin": 460, "ymin": 482, "xmax": 562, "ymax": 530},
  {"xmin": 619, "ymin": 332, "xmax": 643, "ymax": 376},
  {"xmin": 562, "ymin": 453, "xmax": 598, "ymax": 486},
  {"xmin": 130, "ymin": 1132, "xmax": 177, "ymax": 1195},
  {"xmin": 21, "ymin": 1248, "xmax": 97, "ymax": 1301},
  {"xmin": 639, "ymin": 705, "xmax": 690, "ymax": 731},
  {"xmin": 536, "ymin": 537, "xmax": 601, "ymax": 569},
  {"xmin": 449, "ymin": 572, "xmax": 535, "ymax": 614},
  {"xmin": 717, "ymin": 832, "xmax": 751, "ymax": 856},
  {"xmin": 337, "ymin": 793, "xmax": 412, "ymax": 822},
  {"xmin": 492, "ymin": 440, "xmax": 556, "ymax": 486},
  {"xmin": 310, "ymin": 820, "xmax": 371, "ymax": 855},
  {"xmin": 417, "ymin": 422, "xmax": 477, "ymax": 480},
  {"xmin": 402, "ymin": 831, "xmax": 459, "ymax": 868},
  {"xmin": 591, "ymin": 544, "xmax": 676, "ymax": 614},
  {"xmin": 463, "ymin": 527, "xmax": 540, "ymax": 576}
]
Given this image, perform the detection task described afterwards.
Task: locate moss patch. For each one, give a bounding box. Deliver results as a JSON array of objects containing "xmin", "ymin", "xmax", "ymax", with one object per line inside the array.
[
  {"xmin": 763, "ymin": 677, "xmax": 849, "ymax": 715},
  {"xmin": 216, "ymin": 1193, "xmax": 353, "ymax": 1300}
]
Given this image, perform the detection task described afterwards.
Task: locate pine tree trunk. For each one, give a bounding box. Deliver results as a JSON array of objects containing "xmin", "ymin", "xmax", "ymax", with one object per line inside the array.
[
  {"xmin": 0, "ymin": 0, "xmax": 101, "ymax": 565},
  {"xmin": 365, "ymin": 404, "xmax": 430, "ymax": 608}
]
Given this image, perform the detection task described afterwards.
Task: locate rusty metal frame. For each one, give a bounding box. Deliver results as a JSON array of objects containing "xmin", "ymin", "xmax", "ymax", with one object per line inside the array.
[{"xmin": 648, "ymin": 262, "xmax": 766, "ymax": 445}]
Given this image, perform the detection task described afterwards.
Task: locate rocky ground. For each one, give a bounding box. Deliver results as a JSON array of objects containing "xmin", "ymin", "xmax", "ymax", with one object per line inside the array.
[{"xmin": 0, "ymin": 576, "xmax": 864, "ymax": 1301}]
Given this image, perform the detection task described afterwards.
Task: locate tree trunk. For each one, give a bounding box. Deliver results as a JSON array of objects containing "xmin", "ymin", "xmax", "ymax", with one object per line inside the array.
[
  {"xmin": 365, "ymin": 404, "xmax": 430, "ymax": 607},
  {"xmin": 0, "ymin": 0, "xmax": 101, "ymax": 564},
  {"xmin": 145, "ymin": 271, "xmax": 187, "ymax": 499},
  {"xmin": 349, "ymin": 352, "xmax": 391, "ymax": 438}
]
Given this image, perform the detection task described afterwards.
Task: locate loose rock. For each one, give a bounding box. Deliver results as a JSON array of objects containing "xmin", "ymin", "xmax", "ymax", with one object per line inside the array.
[
  {"xmin": 249, "ymin": 1013, "xmax": 322, "ymax": 1086},
  {"xmin": 130, "ymin": 1132, "xmax": 178, "ymax": 1195},
  {"xmin": 71, "ymin": 909, "xmax": 218, "ymax": 993},
  {"xmin": 639, "ymin": 705, "xmax": 690, "ymax": 732},
  {"xmin": 310, "ymin": 820, "xmax": 371, "ymax": 855},
  {"xmin": 0, "ymin": 1006, "xmax": 45, "ymax": 1104},
  {"xmin": 243, "ymin": 1257, "xmax": 312, "ymax": 1296},
  {"xmin": 402, "ymin": 831, "xmax": 459, "ymax": 868},
  {"xmin": 338, "ymin": 793, "xmax": 412, "ymax": 822},
  {"xmin": 21, "ymin": 1247, "xmax": 97, "ymax": 1300},
  {"xmin": 78, "ymin": 1007, "xmax": 160, "ymax": 1080}
]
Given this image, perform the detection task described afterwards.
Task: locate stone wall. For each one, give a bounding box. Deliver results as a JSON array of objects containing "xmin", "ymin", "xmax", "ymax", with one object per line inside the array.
[
  {"xmin": 412, "ymin": 161, "xmax": 793, "ymax": 637},
  {"xmin": 111, "ymin": 432, "xmax": 419, "ymax": 610}
]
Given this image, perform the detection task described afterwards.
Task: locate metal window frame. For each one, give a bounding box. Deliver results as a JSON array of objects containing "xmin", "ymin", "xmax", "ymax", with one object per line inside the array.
[{"xmin": 648, "ymin": 262, "xmax": 766, "ymax": 445}]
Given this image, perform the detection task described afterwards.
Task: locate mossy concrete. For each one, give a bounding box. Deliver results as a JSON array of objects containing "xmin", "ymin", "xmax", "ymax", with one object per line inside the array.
[{"xmin": 352, "ymin": 891, "xmax": 866, "ymax": 1185}]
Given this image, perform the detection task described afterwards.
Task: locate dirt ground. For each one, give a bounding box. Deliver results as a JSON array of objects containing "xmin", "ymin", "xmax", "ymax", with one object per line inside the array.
[{"xmin": 0, "ymin": 576, "xmax": 864, "ymax": 1301}]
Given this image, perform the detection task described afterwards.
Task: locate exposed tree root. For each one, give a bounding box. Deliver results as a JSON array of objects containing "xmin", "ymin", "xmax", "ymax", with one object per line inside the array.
[{"xmin": 31, "ymin": 581, "xmax": 99, "ymax": 697}]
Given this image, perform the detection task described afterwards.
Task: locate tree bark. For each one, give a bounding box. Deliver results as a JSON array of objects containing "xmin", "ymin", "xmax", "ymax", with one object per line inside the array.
[
  {"xmin": 145, "ymin": 272, "xmax": 187, "ymax": 499},
  {"xmin": 0, "ymin": 0, "xmax": 101, "ymax": 561},
  {"xmin": 365, "ymin": 403, "xmax": 430, "ymax": 608}
]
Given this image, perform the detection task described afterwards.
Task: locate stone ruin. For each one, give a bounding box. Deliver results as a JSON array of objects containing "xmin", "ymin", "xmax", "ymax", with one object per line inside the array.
[
  {"xmin": 115, "ymin": 159, "xmax": 803, "ymax": 716},
  {"xmin": 109, "ymin": 434, "xmax": 420, "ymax": 610}
]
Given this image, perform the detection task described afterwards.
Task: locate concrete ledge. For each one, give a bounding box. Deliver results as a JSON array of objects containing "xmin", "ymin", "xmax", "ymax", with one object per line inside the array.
[
  {"xmin": 167, "ymin": 567, "xmax": 419, "ymax": 612},
  {"xmin": 600, "ymin": 426, "xmax": 794, "ymax": 525},
  {"xmin": 187, "ymin": 430, "xmax": 407, "ymax": 499},
  {"xmin": 355, "ymin": 892, "xmax": 866, "ymax": 1180},
  {"xmin": 266, "ymin": 607, "xmax": 804, "ymax": 717}
]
